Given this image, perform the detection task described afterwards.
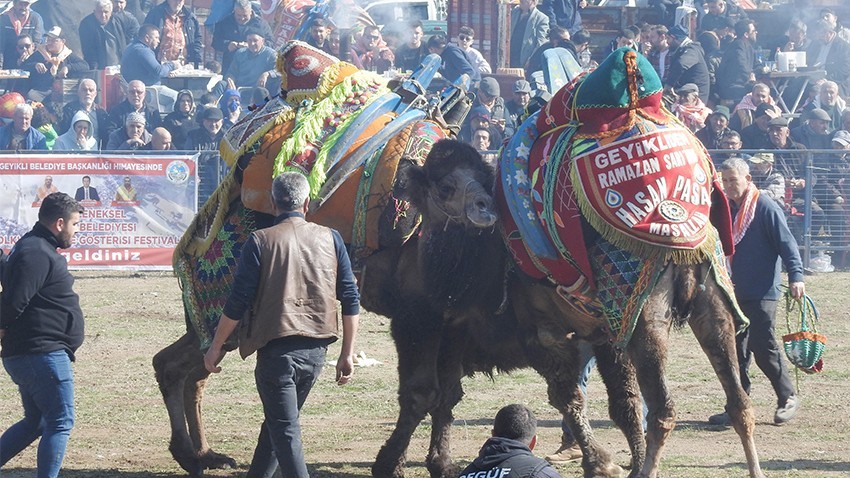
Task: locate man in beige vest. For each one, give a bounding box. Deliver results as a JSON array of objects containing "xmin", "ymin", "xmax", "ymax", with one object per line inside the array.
[{"xmin": 204, "ymin": 172, "xmax": 360, "ymax": 478}]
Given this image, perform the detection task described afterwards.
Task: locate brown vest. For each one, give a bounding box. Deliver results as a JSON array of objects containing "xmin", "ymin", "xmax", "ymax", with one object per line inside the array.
[{"xmin": 238, "ymin": 216, "xmax": 339, "ymax": 358}]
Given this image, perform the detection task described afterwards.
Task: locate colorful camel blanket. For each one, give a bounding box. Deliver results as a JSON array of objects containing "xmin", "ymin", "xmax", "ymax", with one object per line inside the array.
[{"xmin": 498, "ymin": 47, "xmax": 743, "ymax": 346}]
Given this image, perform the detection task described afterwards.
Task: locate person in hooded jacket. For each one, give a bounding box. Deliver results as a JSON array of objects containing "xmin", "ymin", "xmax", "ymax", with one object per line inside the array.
[
  {"xmin": 458, "ymin": 404, "xmax": 562, "ymax": 478},
  {"xmin": 163, "ymin": 89, "xmax": 195, "ymax": 149},
  {"xmin": 53, "ymin": 111, "xmax": 98, "ymax": 151}
]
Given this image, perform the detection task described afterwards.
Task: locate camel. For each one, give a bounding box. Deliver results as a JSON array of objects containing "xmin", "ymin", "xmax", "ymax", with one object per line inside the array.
[
  {"xmin": 397, "ymin": 136, "xmax": 765, "ymax": 478},
  {"xmin": 152, "ymin": 42, "xmax": 646, "ymax": 478}
]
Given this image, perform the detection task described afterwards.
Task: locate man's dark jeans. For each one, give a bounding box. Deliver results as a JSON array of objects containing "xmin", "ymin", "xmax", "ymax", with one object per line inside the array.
[
  {"xmin": 737, "ymin": 299, "xmax": 795, "ymax": 406},
  {"xmin": 246, "ymin": 336, "xmax": 328, "ymax": 478}
]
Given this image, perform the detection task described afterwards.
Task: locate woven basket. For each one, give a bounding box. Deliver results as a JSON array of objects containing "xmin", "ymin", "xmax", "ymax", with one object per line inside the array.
[{"xmin": 783, "ymin": 292, "xmax": 826, "ymax": 374}]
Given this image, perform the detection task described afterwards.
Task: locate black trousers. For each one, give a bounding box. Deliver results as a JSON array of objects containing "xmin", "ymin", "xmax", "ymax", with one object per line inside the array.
[{"xmin": 736, "ymin": 299, "xmax": 796, "ymax": 406}]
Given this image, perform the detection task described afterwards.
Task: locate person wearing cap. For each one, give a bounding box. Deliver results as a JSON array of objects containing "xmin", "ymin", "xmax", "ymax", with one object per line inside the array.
[
  {"xmin": 715, "ymin": 19, "xmax": 758, "ymax": 106},
  {"xmin": 184, "ymin": 106, "xmax": 225, "ymax": 151},
  {"xmin": 428, "ymin": 33, "xmax": 479, "ymax": 86},
  {"xmin": 741, "ymin": 102, "xmax": 779, "ymax": 149},
  {"xmin": 747, "ymin": 152, "xmax": 786, "ymax": 209},
  {"xmin": 506, "ymin": 79, "xmax": 533, "ymax": 126},
  {"xmin": 79, "ymin": 0, "xmax": 130, "ymax": 70},
  {"xmin": 665, "ymin": 24, "xmax": 711, "ymax": 105},
  {"xmin": 806, "ymin": 19, "xmax": 850, "ymax": 97},
  {"xmin": 672, "ymin": 83, "xmax": 711, "ymax": 132},
  {"xmin": 0, "ymin": 0, "xmax": 45, "ymax": 69},
  {"xmin": 214, "ymin": 29, "xmax": 278, "ymax": 98},
  {"xmin": 791, "ymin": 107, "xmax": 833, "ymax": 150},
  {"xmin": 105, "ymin": 111, "xmax": 152, "ymax": 150},
  {"xmin": 698, "ymin": 0, "xmax": 748, "ymax": 35},
  {"xmin": 470, "ymin": 76, "xmax": 515, "ymax": 142},
  {"xmin": 696, "ymin": 105, "xmax": 732, "ymax": 150},
  {"xmin": 211, "ymin": 0, "xmax": 273, "ymax": 72},
  {"xmin": 20, "ymin": 26, "xmax": 88, "ymax": 102},
  {"xmin": 711, "ymin": 157, "xmax": 803, "ymax": 428},
  {"xmin": 819, "ymin": 7, "xmax": 850, "ymax": 45},
  {"xmin": 730, "ymin": 83, "xmax": 774, "ymax": 132},
  {"xmin": 510, "ymin": 0, "xmax": 549, "ymax": 69},
  {"xmin": 143, "ymin": 0, "xmax": 202, "ymax": 65}
]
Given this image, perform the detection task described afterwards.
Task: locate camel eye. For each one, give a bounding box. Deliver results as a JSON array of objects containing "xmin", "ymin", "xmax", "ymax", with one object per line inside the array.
[{"xmin": 437, "ymin": 181, "xmax": 454, "ymax": 196}]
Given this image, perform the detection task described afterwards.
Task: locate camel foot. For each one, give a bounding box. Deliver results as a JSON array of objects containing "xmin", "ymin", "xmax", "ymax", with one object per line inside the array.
[
  {"xmin": 199, "ymin": 448, "xmax": 237, "ymax": 470},
  {"xmin": 588, "ymin": 462, "xmax": 626, "ymax": 478},
  {"xmin": 372, "ymin": 452, "xmax": 405, "ymax": 478},
  {"xmin": 429, "ymin": 461, "xmax": 460, "ymax": 478},
  {"xmin": 169, "ymin": 440, "xmax": 203, "ymax": 476}
]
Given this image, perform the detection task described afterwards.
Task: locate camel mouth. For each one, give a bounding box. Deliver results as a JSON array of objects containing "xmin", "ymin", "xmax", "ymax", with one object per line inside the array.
[{"xmin": 466, "ymin": 198, "xmax": 497, "ymax": 228}]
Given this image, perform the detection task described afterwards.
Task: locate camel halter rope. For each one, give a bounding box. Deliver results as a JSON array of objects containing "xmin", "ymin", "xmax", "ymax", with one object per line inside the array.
[{"xmin": 427, "ymin": 178, "xmax": 478, "ymax": 231}]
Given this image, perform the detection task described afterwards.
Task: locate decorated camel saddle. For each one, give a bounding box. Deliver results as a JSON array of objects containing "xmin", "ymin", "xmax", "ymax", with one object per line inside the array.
[
  {"xmin": 174, "ymin": 41, "xmax": 462, "ymax": 348},
  {"xmin": 499, "ymin": 47, "xmax": 745, "ymax": 347}
]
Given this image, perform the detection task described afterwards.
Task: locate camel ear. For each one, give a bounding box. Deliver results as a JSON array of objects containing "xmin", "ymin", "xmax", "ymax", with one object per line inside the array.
[{"xmin": 394, "ymin": 159, "xmax": 429, "ymax": 207}]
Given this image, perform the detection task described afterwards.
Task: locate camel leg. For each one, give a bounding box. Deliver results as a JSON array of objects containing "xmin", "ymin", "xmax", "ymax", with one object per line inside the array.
[
  {"xmin": 628, "ymin": 280, "xmax": 677, "ymax": 478},
  {"xmin": 594, "ymin": 343, "xmax": 646, "ymax": 476},
  {"xmin": 525, "ymin": 337, "xmax": 624, "ymax": 478},
  {"xmin": 152, "ymin": 330, "xmax": 206, "ymax": 476},
  {"xmin": 688, "ymin": 277, "xmax": 765, "ymax": 478},
  {"xmin": 424, "ymin": 324, "xmax": 470, "ymax": 478},
  {"xmin": 373, "ymin": 302, "xmax": 445, "ymax": 478},
  {"xmin": 184, "ymin": 365, "xmax": 238, "ymax": 470}
]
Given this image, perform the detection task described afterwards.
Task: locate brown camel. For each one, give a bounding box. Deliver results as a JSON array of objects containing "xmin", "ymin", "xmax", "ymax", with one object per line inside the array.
[{"xmin": 397, "ymin": 139, "xmax": 765, "ymax": 478}]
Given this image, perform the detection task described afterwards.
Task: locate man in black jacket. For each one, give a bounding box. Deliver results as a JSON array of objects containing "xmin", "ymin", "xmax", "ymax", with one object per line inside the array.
[
  {"xmin": 0, "ymin": 192, "xmax": 85, "ymax": 477},
  {"xmin": 459, "ymin": 404, "xmax": 562, "ymax": 478},
  {"xmin": 79, "ymin": 0, "xmax": 129, "ymax": 70},
  {"xmin": 665, "ymin": 25, "xmax": 711, "ymax": 104},
  {"xmin": 807, "ymin": 19, "xmax": 850, "ymax": 97},
  {"xmin": 716, "ymin": 19, "xmax": 757, "ymax": 105}
]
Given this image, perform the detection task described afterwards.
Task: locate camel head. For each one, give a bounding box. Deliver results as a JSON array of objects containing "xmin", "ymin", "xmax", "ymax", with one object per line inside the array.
[{"xmin": 400, "ymin": 139, "xmax": 497, "ymax": 229}]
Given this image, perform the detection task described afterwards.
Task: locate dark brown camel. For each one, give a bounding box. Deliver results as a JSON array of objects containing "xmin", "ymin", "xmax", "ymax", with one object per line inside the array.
[
  {"xmin": 398, "ymin": 139, "xmax": 766, "ymax": 478},
  {"xmin": 152, "ymin": 153, "xmax": 645, "ymax": 478}
]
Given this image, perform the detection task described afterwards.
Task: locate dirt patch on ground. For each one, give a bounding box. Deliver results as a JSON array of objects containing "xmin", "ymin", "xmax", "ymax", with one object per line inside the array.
[{"xmin": 1, "ymin": 271, "xmax": 848, "ymax": 477}]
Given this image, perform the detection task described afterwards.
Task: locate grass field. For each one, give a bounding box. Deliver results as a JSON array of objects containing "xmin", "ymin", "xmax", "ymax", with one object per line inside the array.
[{"xmin": 1, "ymin": 271, "xmax": 848, "ymax": 477}]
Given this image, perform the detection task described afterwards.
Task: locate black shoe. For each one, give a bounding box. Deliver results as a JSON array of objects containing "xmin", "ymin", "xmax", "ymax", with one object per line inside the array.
[{"xmin": 708, "ymin": 411, "xmax": 731, "ymax": 426}]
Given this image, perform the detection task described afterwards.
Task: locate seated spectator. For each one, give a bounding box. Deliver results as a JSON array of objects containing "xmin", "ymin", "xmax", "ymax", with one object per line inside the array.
[
  {"xmin": 428, "ymin": 33, "xmax": 478, "ymax": 85},
  {"xmin": 647, "ymin": 25, "xmax": 670, "ymax": 81},
  {"xmin": 112, "ymin": 0, "xmax": 140, "ymax": 45},
  {"xmin": 695, "ymin": 105, "xmax": 731, "ymax": 150},
  {"xmin": 162, "ymin": 89, "xmax": 195, "ymax": 149},
  {"xmin": 699, "ymin": 0, "xmax": 749, "ymax": 34},
  {"xmin": 32, "ymin": 103, "xmax": 58, "ymax": 150},
  {"xmin": 524, "ymin": 25, "xmax": 573, "ymax": 81},
  {"xmin": 214, "ymin": 30, "xmax": 278, "ymax": 97},
  {"xmin": 471, "ymin": 127, "xmax": 498, "ymax": 167},
  {"xmin": 249, "ymin": 86, "xmax": 270, "ymax": 109},
  {"xmin": 394, "ymin": 20, "xmax": 428, "ymax": 73},
  {"xmin": 106, "ymin": 111, "xmax": 152, "ymax": 150},
  {"xmin": 218, "ymin": 89, "xmax": 241, "ymax": 130},
  {"xmin": 457, "ymin": 26, "xmax": 492, "ymax": 75},
  {"xmin": 54, "ymin": 111, "xmax": 98, "ymax": 151},
  {"xmin": 665, "ymin": 25, "xmax": 711, "ymax": 105},
  {"xmin": 184, "ymin": 106, "xmax": 224, "ymax": 151},
  {"xmin": 106, "ymin": 79, "xmax": 162, "ymax": 137},
  {"xmin": 842, "ymin": 109, "xmax": 850, "ymax": 133},
  {"xmin": 80, "ymin": 0, "xmax": 130, "ymax": 70},
  {"xmin": 11, "ymin": 33, "xmax": 36, "ymax": 72},
  {"xmin": 715, "ymin": 129, "xmax": 747, "ymax": 160},
  {"xmin": 212, "ymin": 0, "xmax": 273, "ymax": 71},
  {"xmin": 460, "ymin": 106, "xmax": 503, "ymax": 148},
  {"xmin": 509, "ymin": 0, "xmax": 549, "ymax": 69},
  {"xmin": 0, "ymin": 0, "xmax": 44, "ymax": 70},
  {"xmin": 606, "ymin": 29, "xmax": 637, "ymax": 57},
  {"xmin": 747, "ymin": 152, "xmax": 786, "ymax": 209},
  {"xmin": 471, "ymin": 77, "xmax": 515, "ymax": 143},
  {"xmin": 698, "ymin": 30, "xmax": 723, "ymax": 105},
  {"xmin": 820, "ymin": 7, "xmax": 850, "ymax": 45},
  {"xmin": 305, "ymin": 17, "xmax": 332, "ymax": 56},
  {"xmin": 671, "ymin": 83, "xmax": 711, "ymax": 132},
  {"xmin": 767, "ymin": 115, "xmax": 819, "ymax": 238},
  {"xmin": 59, "ymin": 79, "xmax": 110, "ymax": 148},
  {"xmin": 352, "ymin": 25, "xmax": 395, "ymax": 73},
  {"xmin": 776, "ymin": 18, "xmax": 811, "ymax": 54},
  {"xmin": 791, "ymin": 108, "xmax": 833, "ymax": 150},
  {"xmin": 459, "ymin": 404, "xmax": 561, "ymax": 478},
  {"xmin": 142, "ymin": 126, "xmax": 174, "ymax": 150},
  {"xmin": 741, "ymin": 103, "xmax": 779, "ymax": 149},
  {"xmin": 0, "ymin": 103, "xmax": 47, "ymax": 150},
  {"xmin": 506, "ymin": 79, "xmax": 532, "ymax": 127},
  {"xmin": 730, "ymin": 83, "xmax": 774, "ymax": 132},
  {"xmin": 21, "ymin": 27, "xmax": 88, "ymax": 102},
  {"xmin": 715, "ymin": 19, "xmax": 757, "ymax": 107},
  {"xmin": 144, "ymin": 0, "xmax": 202, "ymax": 65},
  {"xmin": 807, "ymin": 19, "xmax": 850, "ymax": 97},
  {"xmin": 801, "ymin": 81, "xmax": 846, "ymax": 131},
  {"xmin": 121, "ymin": 23, "xmax": 181, "ymax": 86}
]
